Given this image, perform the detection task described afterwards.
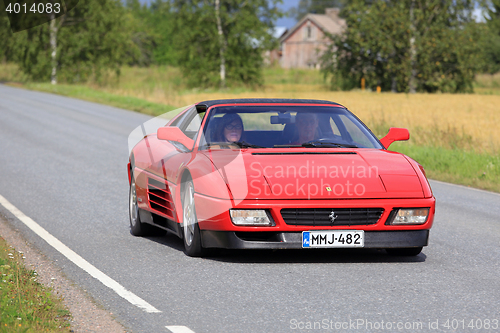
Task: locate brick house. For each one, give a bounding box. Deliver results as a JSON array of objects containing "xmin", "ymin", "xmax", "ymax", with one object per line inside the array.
[{"xmin": 280, "ymin": 8, "xmax": 346, "ymax": 69}]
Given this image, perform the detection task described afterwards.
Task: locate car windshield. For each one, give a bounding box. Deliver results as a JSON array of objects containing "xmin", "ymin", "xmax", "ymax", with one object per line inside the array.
[{"xmin": 200, "ymin": 105, "xmax": 383, "ymax": 149}]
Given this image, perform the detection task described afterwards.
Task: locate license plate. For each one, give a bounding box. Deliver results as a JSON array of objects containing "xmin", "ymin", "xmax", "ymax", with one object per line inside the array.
[{"xmin": 302, "ymin": 230, "xmax": 364, "ymax": 248}]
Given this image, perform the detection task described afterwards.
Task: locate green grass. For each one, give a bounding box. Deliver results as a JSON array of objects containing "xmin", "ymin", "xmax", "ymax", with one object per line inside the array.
[
  {"xmin": 0, "ymin": 237, "xmax": 71, "ymax": 332},
  {"xmin": 390, "ymin": 142, "xmax": 500, "ymax": 193},
  {"xmin": 23, "ymin": 82, "xmax": 178, "ymax": 116},
  {"xmin": 262, "ymin": 66, "xmax": 326, "ymax": 85}
]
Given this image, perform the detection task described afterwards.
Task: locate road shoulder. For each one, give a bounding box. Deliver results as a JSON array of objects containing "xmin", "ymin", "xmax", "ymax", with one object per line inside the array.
[{"xmin": 0, "ymin": 214, "xmax": 128, "ymax": 333}]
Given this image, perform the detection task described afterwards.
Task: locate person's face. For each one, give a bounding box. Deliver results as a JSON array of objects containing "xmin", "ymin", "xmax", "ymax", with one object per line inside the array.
[
  {"xmin": 224, "ymin": 120, "xmax": 242, "ymax": 142},
  {"xmin": 296, "ymin": 114, "xmax": 318, "ymax": 142}
]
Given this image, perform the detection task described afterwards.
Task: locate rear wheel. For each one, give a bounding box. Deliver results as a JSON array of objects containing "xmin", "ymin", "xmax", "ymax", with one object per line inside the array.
[
  {"xmin": 181, "ymin": 177, "xmax": 205, "ymax": 257},
  {"xmin": 129, "ymin": 171, "xmax": 155, "ymax": 236},
  {"xmin": 386, "ymin": 247, "xmax": 423, "ymax": 256}
]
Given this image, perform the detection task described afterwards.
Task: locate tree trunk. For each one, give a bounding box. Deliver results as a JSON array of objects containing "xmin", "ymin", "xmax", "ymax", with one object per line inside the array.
[
  {"xmin": 50, "ymin": 13, "xmax": 57, "ymax": 85},
  {"xmin": 215, "ymin": 0, "xmax": 226, "ymax": 89},
  {"xmin": 408, "ymin": 0, "xmax": 417, "ymax": 93}
]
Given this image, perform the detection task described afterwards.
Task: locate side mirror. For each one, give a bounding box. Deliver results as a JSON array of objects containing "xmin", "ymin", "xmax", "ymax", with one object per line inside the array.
[
  {"xmin": 380, "ymin": 127, "xmax": 410, "ymax": 149},
  {"xmin": 157, "ymin": 126, "xmax": 194, "ymax": 150}
]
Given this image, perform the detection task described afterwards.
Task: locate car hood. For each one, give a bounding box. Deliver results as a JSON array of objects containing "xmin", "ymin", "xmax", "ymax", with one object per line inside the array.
[{"xmin": 203, "ymin": 148, "xmax": 424, "ymax": 200}]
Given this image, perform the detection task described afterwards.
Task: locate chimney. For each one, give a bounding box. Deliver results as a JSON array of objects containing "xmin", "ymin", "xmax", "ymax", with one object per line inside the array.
[{"xmin": 325, "ymin": 8, "xmax": 340, "ymax": 21}]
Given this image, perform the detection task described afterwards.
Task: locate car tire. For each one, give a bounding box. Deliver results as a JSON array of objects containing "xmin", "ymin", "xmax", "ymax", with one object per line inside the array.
[
  {"xmin": 129, "ymin": 170, "xmax": 155, "ymax": 236},
  {"xmin": 386, "ymin": 247, "xmax": 423, "ymax": 256},
  {"xmin": 181, "ymin": 176, "xmax": 205, "ymax": 257}
]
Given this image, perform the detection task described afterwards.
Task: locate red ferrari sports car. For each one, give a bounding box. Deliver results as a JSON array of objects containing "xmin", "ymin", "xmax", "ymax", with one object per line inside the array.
[{"xmin": 128, "ymin": 99, "xmax": 435, "ymax": 257}]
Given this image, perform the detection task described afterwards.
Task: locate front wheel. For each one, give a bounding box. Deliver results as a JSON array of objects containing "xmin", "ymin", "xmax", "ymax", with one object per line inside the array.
[
  {"xmin": 386, "ymin": 247, "xmax": 423, "ymax": 256},
  {"xmin": 181, "ymin": 177, "xmax": 205, "ymax": 257},
  {"xmin": 129, "ymin": 171, "xmax": 155, "ymax": 236}
]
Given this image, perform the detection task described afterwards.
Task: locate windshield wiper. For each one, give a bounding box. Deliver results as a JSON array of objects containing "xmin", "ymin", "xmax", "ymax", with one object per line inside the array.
[
  {"xmin": 233, "ymin": 141, "xmax": 266, "ymax": 148},
  {"xmin": 202, "ymin": 141, "xmax": 264, "ymax": 149},
  {"xmin": 273, "ymin": 144, "xmax": 302, "ymax": 148},
  {"xmin": 301, "ymin": 140, "xmax": 358, "ymax": 148}
]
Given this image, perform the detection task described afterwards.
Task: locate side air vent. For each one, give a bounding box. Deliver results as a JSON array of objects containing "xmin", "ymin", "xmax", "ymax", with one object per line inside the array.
[{"xmin": 147, "ymin": 177, "xmax": 174, "ymax": 219}]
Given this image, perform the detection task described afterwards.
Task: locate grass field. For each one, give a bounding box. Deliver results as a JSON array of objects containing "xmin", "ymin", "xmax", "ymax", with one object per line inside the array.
[
  {"xmin": 0, "ymin": 237, "xmax": 71, "ymax": 332},
  {"xmin": 2, "ymin": 63, "xmax": 500, "ymax": 191}
]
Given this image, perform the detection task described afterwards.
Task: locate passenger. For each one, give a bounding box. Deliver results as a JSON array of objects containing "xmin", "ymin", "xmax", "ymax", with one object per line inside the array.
[
  {"xmin": 215, "ymin": 113, "xmax": 244, "ymax": 143},
  {"xmin": 292, "ymin": 112, "xmax": 318, "ymax": 144}
]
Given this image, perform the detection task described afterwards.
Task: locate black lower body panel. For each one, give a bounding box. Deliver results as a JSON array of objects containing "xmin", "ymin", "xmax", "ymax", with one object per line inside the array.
[{"xmin": 201, "ymin": 230, "xmax": 429, "ymax": 249}]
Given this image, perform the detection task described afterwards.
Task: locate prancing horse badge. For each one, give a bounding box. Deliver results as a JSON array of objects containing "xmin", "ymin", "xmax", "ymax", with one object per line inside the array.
[{"xmin": 329, "ymin": 211, "xmax": 338, "ymax": 223}]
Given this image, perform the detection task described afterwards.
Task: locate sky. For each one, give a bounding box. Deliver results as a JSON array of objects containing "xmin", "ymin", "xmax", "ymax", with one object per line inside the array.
[
  {"xmin": 276, "ymin": 0, "xmax": 300, "ymax": 28},
  {"xmin": 137, "ymin": 1, "xmax": 485, "ymax": 29},
  {"xmin": 138, "ymin": 0, "xmax": 301, "ymax": 29}
]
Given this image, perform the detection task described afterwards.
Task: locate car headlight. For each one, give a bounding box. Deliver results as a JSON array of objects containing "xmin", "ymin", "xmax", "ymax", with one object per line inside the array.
[
  {"xmin": 389, "ymin": 208, "xmax": 429, "ymax": 225},
  {"xmin": 230, "ymin": 210, "xmax": 273, "ymax": 226}
]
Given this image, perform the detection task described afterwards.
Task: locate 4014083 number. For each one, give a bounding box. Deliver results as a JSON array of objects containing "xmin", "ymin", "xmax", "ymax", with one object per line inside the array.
[
  {"xmin": 5, "ymin": 2, "xmax": 61, "ymax": 14},
  {"xmin": 442, "ymin": 319, "xmax": 498, "ymax": 330}
]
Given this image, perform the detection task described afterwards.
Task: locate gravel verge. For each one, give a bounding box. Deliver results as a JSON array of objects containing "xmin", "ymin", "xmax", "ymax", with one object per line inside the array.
[{"xmin": 0, "ymin": 214, "xmax": 129, "ymax": 333}]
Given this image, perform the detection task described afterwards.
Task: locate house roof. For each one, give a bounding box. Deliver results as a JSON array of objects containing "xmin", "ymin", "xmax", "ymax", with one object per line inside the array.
[{"xmin": 280, "ymin": 13, "xmax": 346, "ymax": 43}]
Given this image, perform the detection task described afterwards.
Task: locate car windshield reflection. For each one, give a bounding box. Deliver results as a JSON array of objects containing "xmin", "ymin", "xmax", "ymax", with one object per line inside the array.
[{"xmin": 201, "ymin": 106, "xmax": 383, "ymax": 149}]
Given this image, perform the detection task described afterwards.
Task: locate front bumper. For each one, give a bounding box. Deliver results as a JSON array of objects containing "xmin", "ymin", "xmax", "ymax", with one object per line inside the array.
[{"xmin": 201, "ymin": 230, "xmax": 429, "ymax": 249}]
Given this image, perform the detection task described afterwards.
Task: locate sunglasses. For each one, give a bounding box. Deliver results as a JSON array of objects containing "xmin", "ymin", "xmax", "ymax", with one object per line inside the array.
[{"xmin": 225, "ymin": 124, "xmax": 243, "ymax": 130}]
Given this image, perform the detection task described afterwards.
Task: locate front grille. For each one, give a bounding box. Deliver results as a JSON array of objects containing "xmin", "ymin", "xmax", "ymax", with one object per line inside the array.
[
  {"xmin": 281, "ymin": 208, "xmax": 384, "ymax": 226},
  {"xmin": 147, "ymin": 177, "xmax": 174, "ymax": 219}
]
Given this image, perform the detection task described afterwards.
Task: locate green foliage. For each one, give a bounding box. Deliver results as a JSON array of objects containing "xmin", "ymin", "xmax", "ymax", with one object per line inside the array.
[
  {"xmin": 6, "ymin": 0, "xmax": 137, "ymax": 83},
  {"xmin": 119, "ymin": 0, "xmax": 179, "ymax": 67},
  {"xmin": 0, "ymin": 4, "xmax": 13, "ymax": 63},
  {"xmin": 2, "ymin": 0, "xmax": 283, "ymax": 87},
  {"xmin": 171, "ymin": 0, "xmax": 282, "ymax": 88},
  {"xmin": 148, "ymin": 0, "xmax": 178, "ymax": 66},
  {"xmin": 290, "ymin": 0, "xmax": 347, "ymax": 21},
  {"xmin": 482, "ymin": 0, "xmax": 500, "ymax": 74},
  {"xmin": 8, "ymin": 23, "xmax": 52, "ymax": 81},
  {"xmin": 124, "ymin": 0, "xmax": 157, "ymax": 67},
  {"xmin": 321, "ymin": 0, "xmax": 485, "ymax": 93}
]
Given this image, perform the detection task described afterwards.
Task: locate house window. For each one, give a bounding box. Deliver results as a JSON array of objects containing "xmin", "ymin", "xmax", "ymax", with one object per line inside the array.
[{"xmin": 307, "ymin": 26, "xmax": 312, "ymax": 39}]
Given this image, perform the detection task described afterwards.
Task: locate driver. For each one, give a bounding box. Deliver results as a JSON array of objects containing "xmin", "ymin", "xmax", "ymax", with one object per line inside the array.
[
  {"xmin": 293, "ymin": 112, "xmax": 318, "ymax": 144},
  {"xmin": 214, "ymin": 113, "xmax": 244, "ymax": 144}
]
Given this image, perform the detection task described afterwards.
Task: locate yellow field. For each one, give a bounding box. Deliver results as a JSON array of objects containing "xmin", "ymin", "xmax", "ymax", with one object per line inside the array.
[
  {"xmin": 2, "ymin": 63, "xmax": 499, "ymax": 153},
  {"xmin": 121, "ymin": 85, "xmax": 500, "ymax": 153}
]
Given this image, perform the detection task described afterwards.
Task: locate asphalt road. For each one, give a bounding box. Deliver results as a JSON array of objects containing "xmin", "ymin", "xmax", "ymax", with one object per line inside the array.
[{"xmin": 1, "ymin": 84, "xmax": 499, "ymax": 333}]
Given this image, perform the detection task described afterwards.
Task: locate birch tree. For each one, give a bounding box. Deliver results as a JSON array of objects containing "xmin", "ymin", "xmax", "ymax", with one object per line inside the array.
[
  {"xmin": 8, "ymin": 0, "xmax": 135, "ymax": 83},
  {"xmin": 171, "ymin": 0, "xmax": 281, "ymax": 88}
]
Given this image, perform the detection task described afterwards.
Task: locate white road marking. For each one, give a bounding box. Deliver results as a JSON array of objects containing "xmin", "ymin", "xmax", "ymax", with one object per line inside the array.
[
  {"xmin": 0, "ymin": 195, "xmax": 161, "ymax": 313},
  {"xmin": 166, "ymin": 326, "xmax": 196, "ymax": 333}
]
